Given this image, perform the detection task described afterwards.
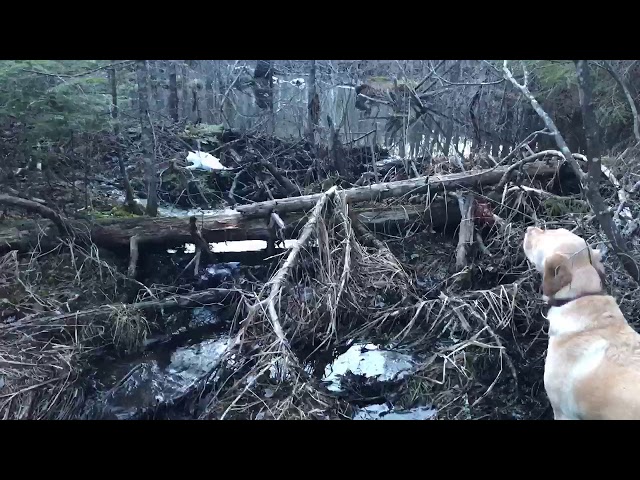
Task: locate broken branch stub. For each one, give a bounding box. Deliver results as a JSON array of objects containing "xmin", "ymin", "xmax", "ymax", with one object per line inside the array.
[{"xmin": 455, "ymin": 193, "xmax": 475, "ymax": 271}]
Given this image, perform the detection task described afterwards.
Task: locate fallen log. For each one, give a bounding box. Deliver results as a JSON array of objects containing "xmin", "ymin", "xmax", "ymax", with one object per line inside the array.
[
  {"xmin": 233, "ymin": 161, "xmax": 563, "ymax": 218},
  {"xmin": 0, "ymin": 199, "xmax": 462, "ymax": 253},
  {"xmin": 1, "ymin": 161, "xmax": 562, "ymax": 254}
]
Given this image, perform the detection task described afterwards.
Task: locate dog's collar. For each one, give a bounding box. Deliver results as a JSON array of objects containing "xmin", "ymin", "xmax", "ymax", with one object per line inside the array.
[{"xmin": 547, "ymin": 291, "xmax": 606, "ymax": 307}]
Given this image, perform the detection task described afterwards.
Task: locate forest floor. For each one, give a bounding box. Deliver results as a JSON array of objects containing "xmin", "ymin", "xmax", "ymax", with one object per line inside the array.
[{"xmin": 2, "ymin": 122, "xmax": 640, "ymax": 420}]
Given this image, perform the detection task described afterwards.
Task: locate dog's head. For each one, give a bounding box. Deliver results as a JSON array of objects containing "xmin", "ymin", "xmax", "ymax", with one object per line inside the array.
[{"xmin": 523, "ymin": 226, "xmax": 606, "ymax": 301}]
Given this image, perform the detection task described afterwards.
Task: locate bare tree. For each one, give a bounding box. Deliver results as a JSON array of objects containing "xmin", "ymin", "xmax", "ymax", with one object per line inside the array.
[
  {"xmin": 136, "ymin": 60, "xmax": 158, "ymax": 217},
  {"xmin": 168, "ymin": 61, "xmax": 179, "ymax": 123}
]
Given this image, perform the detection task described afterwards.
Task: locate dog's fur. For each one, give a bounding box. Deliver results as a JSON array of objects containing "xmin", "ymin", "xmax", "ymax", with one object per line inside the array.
[{"xmin": 524, "ymin": 226, "xmax": 640, "ymax": 420}]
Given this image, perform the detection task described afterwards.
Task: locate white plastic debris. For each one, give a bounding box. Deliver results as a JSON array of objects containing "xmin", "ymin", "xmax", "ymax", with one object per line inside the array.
[{"xmin": 185, "ymin": 150, "xmax": 228, "ymax": 171}]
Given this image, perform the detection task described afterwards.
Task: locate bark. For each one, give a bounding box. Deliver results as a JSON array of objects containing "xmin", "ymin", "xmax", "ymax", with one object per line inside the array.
[
  {"xmin": 168, "ymin": 61, "xmax": 179, "ymax": 123},
  {"xmin": 574, "ymin": 60, "xmax": 640, "ymax": 282},
  {"xmin": 136, "ymin": 60, "xmax": 158, "ymax": 217}
]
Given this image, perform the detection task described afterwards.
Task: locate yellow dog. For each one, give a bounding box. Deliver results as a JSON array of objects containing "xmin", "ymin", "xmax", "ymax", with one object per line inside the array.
[{"xmin": 523, "ymin": 226, "xmax": 640, "ymax": 420}]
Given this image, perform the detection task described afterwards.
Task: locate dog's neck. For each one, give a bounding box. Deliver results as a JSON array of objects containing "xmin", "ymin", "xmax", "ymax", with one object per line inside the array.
[{"xmin": 546, "ymin": 267, "xmax": 607, "ymax": 308}]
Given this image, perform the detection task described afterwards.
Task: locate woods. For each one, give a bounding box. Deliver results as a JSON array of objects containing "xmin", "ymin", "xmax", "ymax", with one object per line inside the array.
[{"xmin": 2, "ymin": 59, "xmax": 640, "ymax": 421}]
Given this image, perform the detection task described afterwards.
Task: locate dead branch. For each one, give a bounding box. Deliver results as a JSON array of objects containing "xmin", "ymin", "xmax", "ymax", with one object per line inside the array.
[
  {"xmin": 502, "ymin": 62, "xmax": 585, "ymax": 181},
  {"xmin": 264, "ymin": 185, "xmax": 338, "ymax": 344},
  {"xmin": 0, "ymin": 199, "xmax": 463, "ymax": 255},
  {"xmin": 12, "ymin": 287, "xmax": 241, "ymax": 329},
  {"xmin": 0, "ymin": 194, "xmax": 73, "ymax": 239},
  {"xmin": 259, "ymin": 158, "xmax": 300, "ymax": 197},
  {"xmin": 189, "ymin": 216, "xmax": 213, "ymax": 262},
  {"xmin": 496, "ymin": 149, "xmax": 575, "ymax": 189}
]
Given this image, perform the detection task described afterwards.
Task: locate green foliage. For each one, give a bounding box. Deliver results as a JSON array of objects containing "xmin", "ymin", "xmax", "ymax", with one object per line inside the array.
[
  {"xmin": 542, "ymin": 197, "xmax": 591, "ymax": 217},
  {"xmin": 0, "ymin": 60, "xmax": 114, "ymax": 144},
  {"xmin": 525, "ymin": 60, "xmax": 629, "ymax": 133}
]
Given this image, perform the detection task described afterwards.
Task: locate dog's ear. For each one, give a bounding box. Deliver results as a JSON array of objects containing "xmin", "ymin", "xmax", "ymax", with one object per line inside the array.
[{"xmin": 542, "ymin": 253, "xmax": 573, "ymax": 298}]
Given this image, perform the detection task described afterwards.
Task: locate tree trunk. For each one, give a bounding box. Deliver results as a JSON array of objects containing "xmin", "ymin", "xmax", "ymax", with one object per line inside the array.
[
  {"xmin": 109, "ymin": 63, "xmax": 139, "ymax": 214},
  {"xmin": 574, "ymin": 60, "xmax": 640, "ymax": 281},
  {"xmin": 180, "ymin": 64, "xmax": 189, "ymax": 121},
  {"xmin": 443, "ymin": 61, "xmax": 460, "ymax": 156},
  {"xmin": 205, "ymin": 70, "xmax": 215, "ymax": 124},
  {"xmin": 148, "ymin": 60, "xmax": 162, "ymax": 113},
  {"xmin": 168, "ymin": 61, "xmax": 179, "ymax": 123},
  {"xmin": 136, "ymin": 60, "xmax": 158, "ymax": 217},
  {"xmin": 306, "ymin": 60, "xmax": 320, "ymax": 145}
]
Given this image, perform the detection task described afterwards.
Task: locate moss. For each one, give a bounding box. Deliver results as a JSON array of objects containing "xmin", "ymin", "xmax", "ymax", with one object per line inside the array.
[
  {"xmin": 542, "ymin": 197, "xmax": 591, "ymax": 217},
  {"xmin": 90, "ymin": 205, "xmax": 140, "ymax": 219}
]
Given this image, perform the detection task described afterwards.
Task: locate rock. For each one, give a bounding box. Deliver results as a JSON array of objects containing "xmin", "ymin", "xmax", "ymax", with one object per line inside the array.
[{"xmin": 189, "ymin": 306, "xmax": 221, "ymax": 328}]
